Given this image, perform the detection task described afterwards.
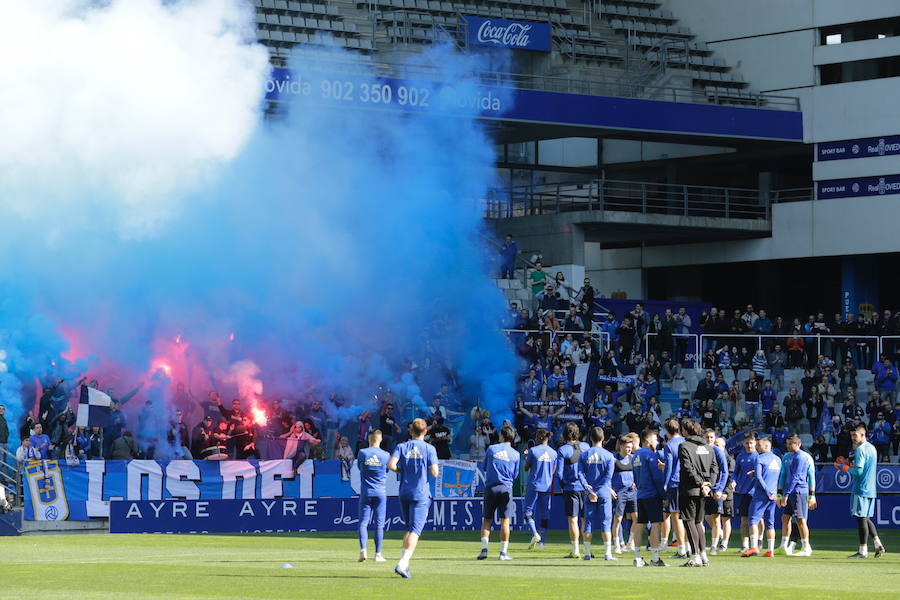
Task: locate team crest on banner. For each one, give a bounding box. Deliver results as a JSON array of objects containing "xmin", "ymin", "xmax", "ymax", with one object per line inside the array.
[
  {"xmin": 435, "ymin": 460, "xmax": 477, "ymax": 498},
  {"xmin": 24, "ymin": 460, "xmax": 70, "ymax": 521}
]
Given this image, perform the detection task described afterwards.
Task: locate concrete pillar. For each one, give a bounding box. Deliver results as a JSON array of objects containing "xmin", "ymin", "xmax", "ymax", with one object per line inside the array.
[{"xmin": 758, "ymin": 171, "xmax": 772, "ymax": 206}]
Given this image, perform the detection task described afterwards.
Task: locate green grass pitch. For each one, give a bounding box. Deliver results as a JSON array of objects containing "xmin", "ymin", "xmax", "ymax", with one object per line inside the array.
[{"xmin": 3, "ymin": 529, "xmax": 900, "ymax": 599}]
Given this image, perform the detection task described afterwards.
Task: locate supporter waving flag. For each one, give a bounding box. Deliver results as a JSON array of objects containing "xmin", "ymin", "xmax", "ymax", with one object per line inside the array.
[{"xmin": 76, "ymin": 385, "xmax": 113, "ymax": 429}]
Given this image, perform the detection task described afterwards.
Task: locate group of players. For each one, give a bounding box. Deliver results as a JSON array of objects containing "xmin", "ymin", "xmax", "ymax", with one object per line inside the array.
[{"xmin": 354, "ymin": 415, "xmax": 886, "ymax": 578}]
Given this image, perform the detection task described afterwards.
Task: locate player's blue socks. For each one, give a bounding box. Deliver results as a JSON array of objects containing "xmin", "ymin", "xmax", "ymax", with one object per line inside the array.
[
  {"xmin": 526, "ymin": 517, "xmax": 539, "ymax": 537},
  {"xmin": 359, "ymin": 525, "xmax": 367, "ymax": 553}
]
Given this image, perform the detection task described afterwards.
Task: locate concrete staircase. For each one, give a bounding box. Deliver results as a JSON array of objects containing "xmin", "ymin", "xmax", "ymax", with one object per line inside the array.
[
  {"xmin": 494, "ymin": 269, "xmax": 534, "ymax": 309},
  {"xmin": 657, "ymin": 382, "xmax": 679, "ymax": 418}
]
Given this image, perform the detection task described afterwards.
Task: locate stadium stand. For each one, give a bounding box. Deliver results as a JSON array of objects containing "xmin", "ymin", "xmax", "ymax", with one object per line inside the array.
[{"xmin": 253, "ymin": 0, "xmax": 761, "ymax": 107}]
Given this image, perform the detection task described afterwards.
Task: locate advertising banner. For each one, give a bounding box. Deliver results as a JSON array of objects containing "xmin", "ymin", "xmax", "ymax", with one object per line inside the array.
[
  {"xmin": 23, "ymin": 459, "xmax": 485, "ymax": 521},
  {"xmin": 818, "ymin": 174, "xmax": 900, "ymax": 200},
  {"xmin": 461, "ymin": 16, "xmax": 551, "ymax": 52},
  {"xmin": 263, "ymin": 69, "xmax": 804, "ymax": 142},
  {"xmin": 27, "ymin": 458, "xmax": 900, "ymax": 524},
  {"xmin": 817, "ymin": 136, "xmax": 900, "ymax": 161},
  {"xmin": 109, "ymin": 494, "xmax": 900, "ymax": 534}
]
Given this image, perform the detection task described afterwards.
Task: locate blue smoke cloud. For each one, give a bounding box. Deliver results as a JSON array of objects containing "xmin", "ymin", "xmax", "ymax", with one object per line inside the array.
[{"xmin": 0, "ymin": 30, "xmax": 517, "ymax": 453}]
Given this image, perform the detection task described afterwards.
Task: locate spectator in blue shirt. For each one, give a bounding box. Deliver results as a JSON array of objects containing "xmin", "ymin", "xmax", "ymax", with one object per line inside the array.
[
  {"xmin": 600, "ymin": 312, "xmax": 620, "ymax": 346},
  {"xmin": 869, "ymin": 412, "xmax": 892, "ymax": 462},
  {"xmin": 677, "ymin": 399, "xmax": 695, "ymax": 420},
  {"xmin": 753, "ymin": 309, "xmax": 773, "ymax": 338},
  {"xmin": 760, "ymin": 380, "xmax": 778, "ymax": 416},
  {"xmin": 772, "ymin": 424, "xmax": 790, "ymax": 453},
  {"xmin": 547, "ymin": 365, "xmax": 567, "ymax": 392},
  {"xmin": 29, "ymin": 424, "xmax": 51, "ymax": 459},
  {"xmin": 768, "ymin": 344, "xmax": 787, "ymax": 391},
  {"xmin": 874, "ymin": 358, "xmax": 898, "ymax": 407},
  {"xmin": 499, "ymin": 234, "xmax": 518, "ymax": 279},
  {"xmin": 713, "ymin": 373, "xmax": 729, "ymax": 397}
]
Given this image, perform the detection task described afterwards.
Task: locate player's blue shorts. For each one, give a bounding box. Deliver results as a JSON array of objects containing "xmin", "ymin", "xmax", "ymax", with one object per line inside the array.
[
  {"xmin": 665, "ymin": 487, "xmax": 680, "ymax": 514},
  {"xmin": 735, "ymin": 492, "xmax": 753, "ymax": 517},
  {"xmin": 614, "ymin": 489, "xmax": 637, "ymax": 517},
  {"xmin": 748, "ymin": 497, "xmax": 776, "ymax": 529},
  {"xmin": 359, "ymin": 494, "xmax": 386, "ymax": 529},
  {"xmin": 523, "ymin": 487, "xmax": 551, "ymax": 521},
  {"xmin": 563, "ymin": 490, "xmax": 585, "ymax": 518},
  {"xmin": 584, "ymin": 494, "xmax": 613, "ymax": 534},
  {"xmin": 637, "ymin": 496, "xmax": 663, "ymax": 525},
  {"xmin": 483, "ymin": 484, "xmax": 514, "ymax": 521},
  {"xmin": 399, "ymin": 495, "xmax": 431, "ymax": 535},
  {"xmin": 784, "ymin": 491, "xmax": 808, "ymax": 520},
  {"xmin": 851, "ymin": 494, "xmax": 875, "ymax": 518}
]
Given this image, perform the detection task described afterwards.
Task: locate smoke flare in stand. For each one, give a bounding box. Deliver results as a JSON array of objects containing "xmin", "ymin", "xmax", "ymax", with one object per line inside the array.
[{"xmin": 0, "ymin": 0, "xmax": 517, "ymax": 453}]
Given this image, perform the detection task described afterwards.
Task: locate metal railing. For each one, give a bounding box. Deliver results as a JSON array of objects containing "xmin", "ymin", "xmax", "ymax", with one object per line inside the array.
[
  {"xmin": 0, "ymin": 446, "xmax": 23, "ymax": 507},
  {"xmin": 502, "ymin": 328, "xmax": 611, "ymax": 355},
  {"xmin": 771, "ymin": 187, "xmax": 814, "ymax": 203},
  {"xmin": 643, "ymin": 332, "xmax": 701, "ymax": 368},
  {"xmin": 692, "ymin": 333, "xmax": 884, "ymax": 370},
  {"xmin": 597, "ymin": 331, "xmax": 900, "ymax": 373},
  {"xmin": 485, "ymin": 179, "xmax": 770, "ymax": 221},
  {"xmin": 283, "ymin": 42, "xmax": 801, "ymax": 111}
]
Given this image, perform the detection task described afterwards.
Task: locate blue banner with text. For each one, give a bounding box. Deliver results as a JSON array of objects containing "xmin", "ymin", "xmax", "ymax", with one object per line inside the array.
[
  {"xmin": 22, "ymin": 459, "xmax": 484, "ymax": 521},
  {"xmin": 818, "ymin": 174, "xmax": 900, "ymax": 199},
  {"xmin": 109, "ymin": 494, "xmax": 900, "ymax": 534},
  {"xmin": 817, "ymin": 136, "xmax": 900, "ymax": 161},
  {"xmin": 264, "ymin": 69, "xmax": 803, "ymax": 141}
]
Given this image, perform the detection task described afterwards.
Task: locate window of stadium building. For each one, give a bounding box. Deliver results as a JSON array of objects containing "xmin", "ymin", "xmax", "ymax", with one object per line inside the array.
[
  {"xmin": 820, "ymin": 16, "xmax": 900, "ymax": 45},
  {"xmin": 819, "ymin": 56, "xmax": 900, "ymax": 85}
]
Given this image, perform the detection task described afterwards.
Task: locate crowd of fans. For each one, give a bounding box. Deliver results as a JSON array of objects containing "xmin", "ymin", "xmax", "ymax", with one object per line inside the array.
[
  {"xmin": 1, "ymin": 239, "xmax": 898, "ymax": 475},
  {"xmin": 3, "ymin": 373, "xmax": 484, "ymax": 471},
  {"xmin": 505, "ymin": 301, "xmax": 900, "ymax": 465},
  {"xmin": 498, "ymin": 245, "xmax": 900, "ymax": 465}
]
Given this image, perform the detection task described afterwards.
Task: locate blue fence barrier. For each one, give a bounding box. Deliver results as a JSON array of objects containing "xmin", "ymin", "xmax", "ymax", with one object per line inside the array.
[
  {"xmin": 817, "ymin": 464, "xmax": 900, "ymax": 493},
  {"xmin": 24, "ymin": 458, "xmax": 900, "ymax": 525},
  {"xmin": 109, "ymin": 494, "xmax": 900, "ymax": 534}
]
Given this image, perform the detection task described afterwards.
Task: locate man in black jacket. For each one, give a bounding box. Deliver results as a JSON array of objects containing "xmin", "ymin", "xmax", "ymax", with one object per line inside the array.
[
  {"xmin": 678, "ymin": 419, "xmax": 718, "ymax": 567},
  {"xmin": 693, "ymin": 372, "xmax": 717, "ymax": 404}
]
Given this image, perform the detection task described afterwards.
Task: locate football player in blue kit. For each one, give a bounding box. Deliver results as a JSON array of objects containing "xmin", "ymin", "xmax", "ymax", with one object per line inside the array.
[
  {"xmin": 388, "ymin": 418, "xmax": 439, "ymax": 578},
  {"xmin": 478, "ymin": 426, "xmax": 520, "ymax": 561},
  {"xmin": 523, "ymin": 428, "xmax": 557, "ymax": 550},
  {"xmin": 357, "ymin": 429, "xmax": 391, "ymax": 563}
]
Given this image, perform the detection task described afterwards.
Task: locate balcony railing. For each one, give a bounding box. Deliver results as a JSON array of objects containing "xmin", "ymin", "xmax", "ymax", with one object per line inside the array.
[{"xmin": 485, "ymin": 179, "xmax": 772, "ymax": 220}]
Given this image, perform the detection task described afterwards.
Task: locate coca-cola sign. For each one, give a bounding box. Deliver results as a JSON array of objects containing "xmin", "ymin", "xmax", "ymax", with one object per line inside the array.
[{"xmin": 462, "ymin": 16, "xmax": 550, "ymax": 52}]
